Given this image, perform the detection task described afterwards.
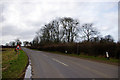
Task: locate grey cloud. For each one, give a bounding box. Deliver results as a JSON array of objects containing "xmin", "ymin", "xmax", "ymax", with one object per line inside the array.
[
  {"xmin": 25, "ymin": 21, "xmax": 43, "ymax": 27},
  {"xmin": 2, "ymin": 25, "xmax": 17, "ymax": 36},
  {"xmin": 0, "ymin": 2, "xmax": 10, "ymax": 22},
  {"xmin": 31, "ymin": 22, "xmax": 42, "ymax": 27},
  {"xmin": 0, "ymin": 15, "xmax": 5, "ymax": 22},
  {"xmin": 2, "ymin": 25, "xmax": 36, "ymax": 37}
]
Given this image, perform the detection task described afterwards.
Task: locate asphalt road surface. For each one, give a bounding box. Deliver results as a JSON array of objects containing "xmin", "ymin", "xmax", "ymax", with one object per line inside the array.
[{"xmin": 22, "ymin": 47, "xmax": 118, "ymax": 78}]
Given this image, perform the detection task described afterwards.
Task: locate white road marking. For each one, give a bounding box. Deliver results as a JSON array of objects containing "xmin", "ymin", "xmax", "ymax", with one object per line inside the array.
[{"xmin": 52, "ymin": 58, "xmax": 68, "ymax": 66}]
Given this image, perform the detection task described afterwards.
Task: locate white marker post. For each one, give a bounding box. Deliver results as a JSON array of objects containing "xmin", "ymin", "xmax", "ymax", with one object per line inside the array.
[
  {"xmin": 65, "ymin": 50, "xmax": 67, "ymax": 54},
  {"xmin": 106, "ymin": 52, "xmax": 109, "ymax": 60}
]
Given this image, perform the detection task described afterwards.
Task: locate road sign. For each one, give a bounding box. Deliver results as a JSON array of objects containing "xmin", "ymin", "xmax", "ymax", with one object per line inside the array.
[
  {"xmin": 16, "ymin": 45, "xmax": 21, "ymax": 55},
  {"xmin": 16, "ymin": 45, "xmax": 21, "ymax": 50}
]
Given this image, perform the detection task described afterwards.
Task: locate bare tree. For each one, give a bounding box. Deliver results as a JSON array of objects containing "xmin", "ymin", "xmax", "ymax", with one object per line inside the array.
[
  {"xmin": 37, "ymin": 18, "xmax": 64, "ymax": 43},
  {"xmin": 80, "ymin": 23, "xmax": 99, "ymax": 42},
  {"xmin": 35, "ymin": 17, "xmax": 79, "ymax": 44},
  {"xmin": 51, "ymin": 20, "xmax": 60, "ymax": 42},
  {"xmin": 5, "ymin": 43, "xmax": 9, "ymax": 46},
  {"xmin": 9, "ymin": 41, "xmax": 16, "ymax": 46},
  {"xmin": 33, "ymin": 36, "xmax": 39, "ymax": 45},
  {"xmin": 104, "ymin": 35, "xmax": 114, "ymax": 42},
  {"xmin": 15, "ymin": 39, "xmax": 22, "ymax": 46},
  {"xmin": 23, "ymin": 41, "xmax": 29, "ymax": 46},
  {"xmin": 60, "ymin": 17, "xmax": 79, "ymax": 42}
]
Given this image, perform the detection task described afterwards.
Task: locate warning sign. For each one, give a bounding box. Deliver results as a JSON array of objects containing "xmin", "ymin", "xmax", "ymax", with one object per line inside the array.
[{"xmin": 16, "ymin": 45, "xmax": 21, "ymax": 50}]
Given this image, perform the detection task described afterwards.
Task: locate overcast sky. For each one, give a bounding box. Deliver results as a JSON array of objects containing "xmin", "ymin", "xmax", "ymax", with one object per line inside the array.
[{"xmin": 0, "ymin": 0, "xmax": 119, "ymax": 45}]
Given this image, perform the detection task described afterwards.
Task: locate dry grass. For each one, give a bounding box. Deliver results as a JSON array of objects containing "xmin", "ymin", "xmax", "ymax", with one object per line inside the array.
[
  {"xmin": 2, "ymin": 48, "xmax": 17, "ymax": 69},
  {"xmin": 2, "ymin": 48, "xmax": 28, "ymax": 78}
]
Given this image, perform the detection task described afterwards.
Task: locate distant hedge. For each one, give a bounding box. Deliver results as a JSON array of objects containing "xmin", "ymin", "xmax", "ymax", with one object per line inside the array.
[
  {"xmin": 30, "ymin": 42, "xmax": 120, "ymax": 59},
  {"xmin": 1, "ymin": 46, "xmax": 16, "ymax": 48}
]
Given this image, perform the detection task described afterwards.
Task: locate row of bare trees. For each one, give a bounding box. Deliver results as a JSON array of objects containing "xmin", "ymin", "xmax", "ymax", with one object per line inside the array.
[
  {"xmin": 4, "ymin": 39, "xmax": 32, "ymax": 47},
  {"xmin": 33, "ymin": 17, "xmax": 104, "ymax": 44},
  {"xmin": 5, "ymin": 39, "xmax": 22, "ymax": 46},
  {"xmin": 35, "ymin": 17, "xmax": 79, "ymax": 44},
  {"xmin": 28, "ymin": 17, "xmax": 120, "ymax": 59},
  {"xmin": 32, "ymin": 17, "xmax": 114, "ymax": 46},
  {"xmin": 4, "ymin": 17, "xmax": 118, "ymax": 58}
]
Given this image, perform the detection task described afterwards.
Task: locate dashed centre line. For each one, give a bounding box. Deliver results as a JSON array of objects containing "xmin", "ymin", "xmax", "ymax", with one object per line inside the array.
[
  {"xmin": 42, "ymin": 54, "xmax": 68, "ymax": 66},
  {"xmin": 52, "ymin": 58, "xmax": 68, "ymax": 66}
]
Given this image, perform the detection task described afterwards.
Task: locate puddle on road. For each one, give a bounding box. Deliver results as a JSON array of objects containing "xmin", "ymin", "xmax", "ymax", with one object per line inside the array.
[{"xmin": 24, "ymin": 59, "xmax": 32, "ymax": 79}]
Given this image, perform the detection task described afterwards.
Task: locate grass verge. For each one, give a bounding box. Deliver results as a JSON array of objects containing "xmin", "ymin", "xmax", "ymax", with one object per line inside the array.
[{"xmin": 2, "ymin": 48, "xmax": 28, "ymax": 79}]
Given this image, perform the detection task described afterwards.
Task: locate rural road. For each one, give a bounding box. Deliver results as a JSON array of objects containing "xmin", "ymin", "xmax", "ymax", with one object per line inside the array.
[{"xmin": 22, "ymin": 47, "xmax": 118, "ymax": 78}]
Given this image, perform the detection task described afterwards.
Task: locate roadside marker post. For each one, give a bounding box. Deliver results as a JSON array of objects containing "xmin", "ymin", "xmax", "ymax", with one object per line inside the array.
[
  {"xmin": 106, "ymin": 52, "xmax": 110, "ymax": 60},
  {"xmin": 65, "ymin": 50, "xmax": 67, "ymax": 54}
]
